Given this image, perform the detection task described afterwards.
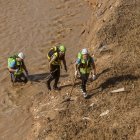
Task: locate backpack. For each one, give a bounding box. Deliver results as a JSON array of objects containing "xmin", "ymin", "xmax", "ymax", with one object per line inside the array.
[
  {"xmin": 77, "ymin": 52, "xmax": 93, "ymax": 68},
  {"xmin": 47, "ymin": 46, "xmax": 59, "ymax": 60}
]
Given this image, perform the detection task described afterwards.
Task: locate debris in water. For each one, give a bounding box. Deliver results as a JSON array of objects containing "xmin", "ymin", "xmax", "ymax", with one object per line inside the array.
[{"xmin": 100, "ymin": 110, "xmax": 109, "ymax": 117}]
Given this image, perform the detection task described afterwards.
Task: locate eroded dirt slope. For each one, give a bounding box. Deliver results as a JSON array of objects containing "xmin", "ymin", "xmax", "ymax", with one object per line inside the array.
[{"xmin": 0, "ymin": 0, "xmax": 140, "ymax": 140}]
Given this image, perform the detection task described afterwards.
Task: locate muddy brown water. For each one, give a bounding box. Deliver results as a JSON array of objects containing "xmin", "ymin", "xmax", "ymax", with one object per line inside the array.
[{"xmin": 0, "ymin": 0, "xmax": 92, "ymax": 139}]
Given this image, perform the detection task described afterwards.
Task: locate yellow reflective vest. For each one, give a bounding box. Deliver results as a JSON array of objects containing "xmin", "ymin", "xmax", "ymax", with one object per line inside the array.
[
  {"xmin": 47, "ymin": 46, "xmax": 64, "ymax": 65},
  {"xmin": 77, "ymin": 52, "xmax": 93, "ymax": 74}
]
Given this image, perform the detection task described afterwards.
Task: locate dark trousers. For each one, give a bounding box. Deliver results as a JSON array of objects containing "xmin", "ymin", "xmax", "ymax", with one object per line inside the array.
[
  {"xmin": 47, "ymin": 65, "xmax": 60, "ymax": 87},
  {"xmin": 10, "ymin": 72, "xmax": 28, "ymax": 83},
  {"xmin": 80, "ymin": 73, "xmax": 89, "ymax": 92}
]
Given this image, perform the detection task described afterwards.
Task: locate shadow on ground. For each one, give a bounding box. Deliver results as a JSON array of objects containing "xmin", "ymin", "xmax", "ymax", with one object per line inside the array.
[
  {"xmin": 97, "ymin": 68, "xmax": 111, "ymax": 77},
  {"xmin": 28, "ymin": 73, "xmax": 49, "ymax": 82},
  {"xmin": 99, "ymin": 74, "xmax": 139, "ymax": 90},
  {"xmin": 29, "ymin": 73, "xmax": 69, "ymax": 82},
  {"xmin": 87, "ymin": 74, "xmax": 139, "ymax": 99}
]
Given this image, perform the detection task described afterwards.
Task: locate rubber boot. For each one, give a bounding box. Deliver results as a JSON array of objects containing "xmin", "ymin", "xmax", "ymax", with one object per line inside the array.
[{"xmin": 47, "ymin": 81, "xmax": 51, "ymax": 91}]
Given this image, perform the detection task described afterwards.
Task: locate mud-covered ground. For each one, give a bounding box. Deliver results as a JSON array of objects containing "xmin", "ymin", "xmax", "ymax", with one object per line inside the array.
[{"xmin": 0, "ymin": 0, "xmax": 140, "ymax": 140}]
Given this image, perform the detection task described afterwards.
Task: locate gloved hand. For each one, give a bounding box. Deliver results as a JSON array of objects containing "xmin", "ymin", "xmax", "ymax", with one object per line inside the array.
[
  {"xmin": 92, "ymin": 74, "xmax": 96, "ymax": 80},
  {"xmin": 15, "ymin": 69, "xmax": 19, "ymax": 73}
]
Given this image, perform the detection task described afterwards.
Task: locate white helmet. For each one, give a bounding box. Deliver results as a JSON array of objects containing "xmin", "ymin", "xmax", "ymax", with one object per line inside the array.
[
  {"xmin": 81, "ymin": 48, "xmax": 88, "ymax": 55},
  {"xmin": 18, "ymin": 52, "xmax": 25, "ymax": 59}
]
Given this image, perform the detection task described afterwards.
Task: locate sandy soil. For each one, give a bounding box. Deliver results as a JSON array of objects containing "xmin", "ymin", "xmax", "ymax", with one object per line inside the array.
[
  {"xmin": 0, "ymin": 0, "xmax": 92, "ymax": 139},
  {"xmin": 0, "ymin": 0, "xmax": 140, "ymax": 140}
]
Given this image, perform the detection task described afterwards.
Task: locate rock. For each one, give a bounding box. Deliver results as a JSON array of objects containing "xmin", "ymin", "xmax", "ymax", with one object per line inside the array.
[
  {"xmin": 98, "ymin": 87, "xmax": 103, "ymax": 92},
  {"xmin": 51, "ymin": 96, "xmax": 54, "ymax": 99},
  {"xmin": 90, "ymin": 103, "xmax": 95, "ymax": 107},
  {"xmin": 99, "ymin": 45, "xmax": 108, "ymax": 52},
  {"xmin": 100, "ymin": 110, "xmax": 109, "ymax": 117}
]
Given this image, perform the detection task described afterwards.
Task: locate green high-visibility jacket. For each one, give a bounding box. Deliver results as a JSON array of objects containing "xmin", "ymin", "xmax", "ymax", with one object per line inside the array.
[
  {"xmin": 8, "ymin": 55, "xmax": 24, "ymax": 76},
  {"xmin": 77, "ymin": 52, "xmax": 94, "ymax": 74}
]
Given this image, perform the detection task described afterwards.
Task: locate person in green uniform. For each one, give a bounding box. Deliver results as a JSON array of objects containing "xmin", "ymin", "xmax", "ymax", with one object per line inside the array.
[
  {"xmin": 8, "ymin": 52, "xmax": 29, "ymax": 84},
  {"xmin": 47, "ymin": 45, "xmax": 67, "ymax": 91},
  {"xmin": 75, "ymin": 48, "xmax": 96, "ymax": 98}
]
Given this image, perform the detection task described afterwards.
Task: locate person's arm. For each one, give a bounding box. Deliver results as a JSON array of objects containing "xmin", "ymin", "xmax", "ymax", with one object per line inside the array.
[
  {"xmin": 8, "ymin": 67, "xmax": 17, "ymax": 73},
  {"xmin": 90, "ymin": 58, "xmax": 97, "ymax": 80},
  {"xmin": 49, "ymin": 55, "xmax": 57, "ymax": 70},
  {"xmin": 22, "ymin": 61, "xmax": 28, "ymax": 75},
  {"xmin": 8, "ymin": 60, "xmax": 17, "ymax": 73},
  {"xmin": 75, "ymin": 63, "xmax": 80, "ymax": 73},
  {"xmin": 75, "ymin": 63, "xmax": 78, "ymax": 72},
  {"xmin": 92, "ymin": 62, "xmax": 96, "ymax": 75},
  {"xmin": 62, "ymin": 57, "xmax": 67, "ymax": 72},
  {"xmin": 74, "ymin": 58, "xmax": 81, "ymax": 77}
]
